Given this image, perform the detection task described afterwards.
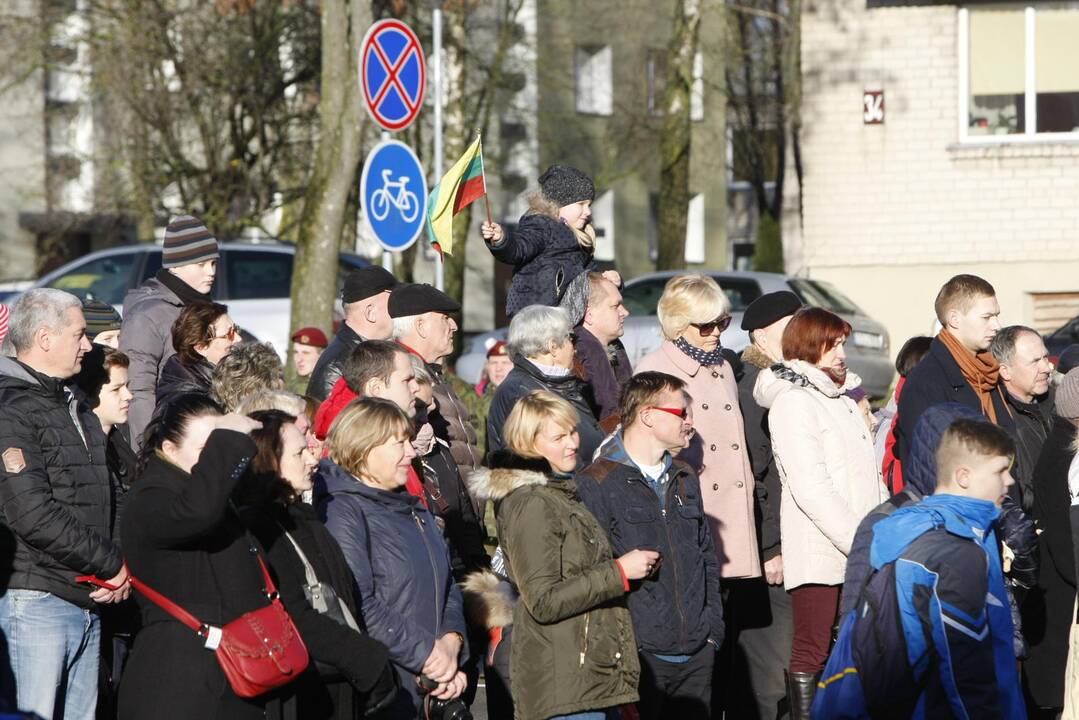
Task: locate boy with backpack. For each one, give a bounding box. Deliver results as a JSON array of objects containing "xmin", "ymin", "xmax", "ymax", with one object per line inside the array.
[{"xmin": 815, "ymin": 418, "xmax": 1026, "ymax": 719}]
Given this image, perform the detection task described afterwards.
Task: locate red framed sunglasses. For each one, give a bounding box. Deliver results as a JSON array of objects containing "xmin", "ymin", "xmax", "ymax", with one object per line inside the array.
[{"xmin": 649, "ymin": 405, "xmax": 690, "ymax": 420}]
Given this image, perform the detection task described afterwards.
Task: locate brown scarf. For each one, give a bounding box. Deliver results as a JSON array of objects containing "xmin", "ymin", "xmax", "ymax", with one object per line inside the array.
[{"xmin": 937, "ymin": 329, "xmax": 1011, "ymax": 424}]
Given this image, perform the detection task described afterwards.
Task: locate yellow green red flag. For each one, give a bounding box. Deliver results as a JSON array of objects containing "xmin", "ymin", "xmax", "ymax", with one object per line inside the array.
[{"xmin": 425, "ymin": 135, "xmax": 485, "ymax": 256}]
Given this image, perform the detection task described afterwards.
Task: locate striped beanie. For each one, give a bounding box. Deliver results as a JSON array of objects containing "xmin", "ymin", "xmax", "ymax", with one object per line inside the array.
[
  {"xmin": 162, "ymin": 215, "xmax": 219, "ymax": 268},
  {"xmin": 0, "ymin": 303, "xmax": 8, "ymax": 347},
  {"xmin": 82, "ymin": 298, "xmax": 122, "ymax": 340}
]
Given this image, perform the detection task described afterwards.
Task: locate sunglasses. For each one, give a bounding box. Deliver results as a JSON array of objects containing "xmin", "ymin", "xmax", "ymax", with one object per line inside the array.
[
  {"xmin": 210, "ymin": 325, "xmax": 238, "ymax": 342},
  {"xmin": 649, "ymin": 405, "xmax": 690, "ymax": 420},
  {"xmin": 691, "ymin": 315, "xmax": 732, "ymax": 336}
]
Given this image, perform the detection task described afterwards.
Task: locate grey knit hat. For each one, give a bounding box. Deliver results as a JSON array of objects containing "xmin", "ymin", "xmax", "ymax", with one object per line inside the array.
[
  {"xmin": 162, "ymin": 215, "xmax": 219, "ymax": 268},
  {"xmin": 538, "ymin": 165, "xmax": 595, "ymax": 207},
  {"xmin": 1057, "ymin": 367, "xmax": 1079, "ymax": 420}
]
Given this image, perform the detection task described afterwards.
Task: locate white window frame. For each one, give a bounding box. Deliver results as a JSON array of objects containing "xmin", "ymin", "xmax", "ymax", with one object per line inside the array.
[
  {"xmin": 958, "ymin": 4, "xmax": 1079, "ymax": 144},
  {"xmin": 575, "ymin": 45, "xmax": 613, "ymax": 116}
]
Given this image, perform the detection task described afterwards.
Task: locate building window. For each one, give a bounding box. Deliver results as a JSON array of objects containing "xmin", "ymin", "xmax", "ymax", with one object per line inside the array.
[
  {"xmin": 961, "ymin": 4, "xmax": 1079, "ymax": 141},
  {"xmin": 575, "ymin": 45, "xmax": 612, "ymax": 115},
  {"xmin": 646, "ymin": 192, "xmax": 706, "ymax": 263},
  {"xmin": 592, "ymin": 190, "xmax": 616, "ymax": 262}
]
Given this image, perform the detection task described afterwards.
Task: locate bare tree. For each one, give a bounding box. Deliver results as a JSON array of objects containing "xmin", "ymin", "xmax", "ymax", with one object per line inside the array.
[{"xmin": 655, "ymin": 0, "xmax": 702, "ymax": 271}]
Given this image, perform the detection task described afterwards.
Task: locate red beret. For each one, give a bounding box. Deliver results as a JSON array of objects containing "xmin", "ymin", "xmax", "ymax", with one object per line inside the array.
[{"xmin": 291, "ymin": 326, "xmax": 329, "ymax": 348}]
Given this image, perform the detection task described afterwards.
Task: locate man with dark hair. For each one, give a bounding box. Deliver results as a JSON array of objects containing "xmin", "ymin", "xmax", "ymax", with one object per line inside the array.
[
  {"xmin": 0, "ymin": 289, "xmax": 129, "ymax": 718},
  {"xmin": 896, "ymin": 274, "xmax": 1009, "ymax": 468},
  {"xmin": 573, "ymin": 272, "xmax": 632, "ymax": 426},
  {"xmin": 990, "ymin": 325, "xmax": 1053, "ymax": 513},
  {"xmin": 578, "ymin": 371, "xmax": 724, "ymax": 719},
  {"xmin": 306, "ymin": 266, "xmax": 398, "ymax": 402},
  {"xmin": 121, "ymin": 214, "xmax": 219, "ymax": 449}
]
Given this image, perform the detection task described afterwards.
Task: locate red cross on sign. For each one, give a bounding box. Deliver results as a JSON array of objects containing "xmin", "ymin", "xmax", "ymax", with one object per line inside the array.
[{"xmin": 360, "ymin": 19, "xmax": 426, "ymax": 132}]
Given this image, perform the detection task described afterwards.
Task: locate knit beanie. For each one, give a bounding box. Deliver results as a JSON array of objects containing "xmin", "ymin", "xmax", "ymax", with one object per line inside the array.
[
  {"xmin": 1057, "ymin": 367, "xmax": 1079, "ymax": 420},
  {"xmin": 162, "ymin": 215, "xmax": 219, "ymax": 268},
  {"xmin": 538, "ymin": 165, "xmax": 595, "ymax": 207},
  {"xmin": 81, "ymin": 298, "xmax": 122, "ymax": 340}
]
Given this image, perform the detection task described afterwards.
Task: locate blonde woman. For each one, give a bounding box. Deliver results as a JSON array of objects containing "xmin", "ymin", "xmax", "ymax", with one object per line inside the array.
[
  {"xmin": 635, "ymin": 275, "xmax": 760, "ymax": 582},
  {"xmin": 468, "ymin": 390, "xmax": 655, "ymax": 720},
  {"xmin": 319, "ymin": 398, "xmax": 468, "ymax": 718}
]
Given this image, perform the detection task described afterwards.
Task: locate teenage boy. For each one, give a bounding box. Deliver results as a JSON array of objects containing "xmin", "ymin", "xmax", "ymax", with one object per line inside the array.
[
  {"xmin": 864, "ymin": 418, "xmax": 1025, "ymax": 718},
  {"xmin": 578, "ymin": 371, "xmax": 724, "ymax": 719}
]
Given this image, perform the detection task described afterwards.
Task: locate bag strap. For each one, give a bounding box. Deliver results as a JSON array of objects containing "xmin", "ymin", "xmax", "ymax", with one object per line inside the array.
[
  {"xmin": 279, "ymin": 525, "xmax": 321, "ymax": 589},
  {"xmin": 130, "ymin": 576, "xmax": 206, "ymax": 633}
]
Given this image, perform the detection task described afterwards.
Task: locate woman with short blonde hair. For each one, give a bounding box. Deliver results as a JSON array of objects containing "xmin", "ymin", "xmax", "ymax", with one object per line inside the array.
[
  {"xmin": 468, "ymin": 389, "xmax": 655, "ymax": 720},
  {"xmin": 320, "ymin": 398, "xmax": 470, "ymax": 717},
  {"xmin": 637, "ymin": 275, "xmax": 760, "ymax": 582}
]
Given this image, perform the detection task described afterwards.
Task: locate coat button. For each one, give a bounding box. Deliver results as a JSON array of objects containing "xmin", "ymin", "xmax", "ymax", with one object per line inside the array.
[
  {"xmin": 725, "ymin": 403, "xmax": 732, "ymax": 411},
  {"xmin": 737, "ymin": 481, "xmax": 744, "ymax": 488},
  {"xmin": 710, "ymin": 444, "xmax": 717, "ymax": 451},
  {"xmin": 702, "ymin": 403, "xmax": 709, "ymax": 410},
  {"xmin": 732, "ymin": 443, "xmax": 740, "ymax": 450},
  {"xmin": 712, "ymin": 483, "xmax": 719, "ymax": 491},
  {"xmin": 712, "ymin": 371, "xmax": 719, "ymax": 378}
]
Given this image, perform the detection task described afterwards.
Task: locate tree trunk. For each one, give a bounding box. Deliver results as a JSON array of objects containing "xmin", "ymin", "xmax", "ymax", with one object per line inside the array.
[
  {"xmin": 287, "ymin": 0, "xmax": 371, "ymax": 381},
  {"xmin": 655, "ymin": 0, "xmax": 702, "ymax": 271}
]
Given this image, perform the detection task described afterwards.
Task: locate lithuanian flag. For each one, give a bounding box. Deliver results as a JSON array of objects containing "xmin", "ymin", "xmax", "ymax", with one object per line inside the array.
[{"xmin": 425, "ymin": 135, "xmax": 486, "ymax": 256}]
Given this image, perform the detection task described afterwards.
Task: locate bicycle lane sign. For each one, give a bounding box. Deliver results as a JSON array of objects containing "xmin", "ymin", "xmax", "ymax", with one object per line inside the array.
[{"xmin": 360, "ymin": 139, "xmax": 428, "ymax": 252}]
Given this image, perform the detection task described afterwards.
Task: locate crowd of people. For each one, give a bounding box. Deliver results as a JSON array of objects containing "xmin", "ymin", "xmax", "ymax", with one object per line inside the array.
[{"xmin": 0, "ymin": 164, "xmax": 1075, "ymax": 720}]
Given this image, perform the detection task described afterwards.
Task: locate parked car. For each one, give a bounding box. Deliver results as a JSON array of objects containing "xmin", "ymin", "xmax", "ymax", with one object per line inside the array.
[
  {"xmin": 28, "ymin": 242, "xmax": 371, "ymax": 358},
  {"xmin": 455, "ymin": 270, "xmax": 895, "ymax": 399},
  {"xmin": 1045, "ymin": 316, "xmax": 1079, "ymax": 364}
]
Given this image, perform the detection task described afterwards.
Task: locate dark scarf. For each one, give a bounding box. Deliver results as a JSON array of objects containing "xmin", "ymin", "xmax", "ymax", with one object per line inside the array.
[
  {"xmin": 155, "ymin": 268, "xmax": 212, "ymax": 305},
  {"xmin": 674, "ymin": 336, "xmax": 726, "ymax": 367}
]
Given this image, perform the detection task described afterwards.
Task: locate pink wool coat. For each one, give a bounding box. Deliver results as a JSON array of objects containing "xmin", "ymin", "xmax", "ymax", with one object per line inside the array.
[{"xmin": 636, "ymin": 341, "xmax": 761, "ymax": 579}]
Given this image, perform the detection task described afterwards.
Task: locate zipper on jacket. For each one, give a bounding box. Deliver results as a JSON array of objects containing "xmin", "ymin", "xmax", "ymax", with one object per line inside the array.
[
  {"xmin": 663, "ymin": 478, "xmax": 690, "ymax": 651},
  {"xmin": 580, "ymin": 612, "xmax": 590, "ymax": 666},
  {"xmin": 413, "ymin": 509, "xmax": 444, "ymax": 638}
]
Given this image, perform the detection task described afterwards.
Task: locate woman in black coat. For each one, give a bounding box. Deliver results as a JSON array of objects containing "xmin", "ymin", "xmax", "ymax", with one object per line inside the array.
[
  {"xmin": 118, "ymin": 394, "xmax": 273, "ymax": 720},
  {"xmin": 486, "ymin": 305, "xmax": 603, "ymax": 465},
  {"xmin": 1023, "ymin": 410, "xmax": 1079, "ymax": 711},
  {"xmin": 235, "ymin": 410, "xmax": 396, "ymax": 719},
  {"xmin": 156, "ymin": 301, "xmax": 238, "ymax": 407}
]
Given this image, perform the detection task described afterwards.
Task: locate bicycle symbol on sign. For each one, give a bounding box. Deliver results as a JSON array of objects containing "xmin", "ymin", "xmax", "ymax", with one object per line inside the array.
[{"xmin": 370, "ymin": 169, "xmax": 420, "ymax": 223}]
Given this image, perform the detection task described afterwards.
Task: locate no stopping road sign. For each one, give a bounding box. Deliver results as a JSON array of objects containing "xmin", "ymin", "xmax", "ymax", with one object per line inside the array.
[{"xmin": 360, "ymin": 19, "xmax": 426, "ymax": 132}]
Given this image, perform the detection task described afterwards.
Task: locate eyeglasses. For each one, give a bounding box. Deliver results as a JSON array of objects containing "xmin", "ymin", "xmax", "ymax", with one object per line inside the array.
[
  {"xmin": 649, "ymin": 405, "xmax": 690, "ymax": 420},
  {"xmin": 691, "ymin": 315, "xmax": 732, "ymax": 336},
  {"xmin": 210, "ymin": 325, "xmax": 238, "ymax": 342}
]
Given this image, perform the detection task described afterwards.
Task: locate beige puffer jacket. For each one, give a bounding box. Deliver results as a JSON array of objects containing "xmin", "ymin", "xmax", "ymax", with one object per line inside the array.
[{"xmin": 753, "ymin": 360, "xmax": 887, "ymax": 590}]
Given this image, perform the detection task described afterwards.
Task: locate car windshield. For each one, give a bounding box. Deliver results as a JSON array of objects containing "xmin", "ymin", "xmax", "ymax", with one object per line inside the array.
[
  {"xmin": 622, "ymin": 275, "xmax": 761, "ymax": 317},
  {"xmin": 788, "ymin": 278, "xmax": 863, "ymax": 315},
  {"xmin": 47, "ymin": 252, "xmax": 138, "ymax": 306}
]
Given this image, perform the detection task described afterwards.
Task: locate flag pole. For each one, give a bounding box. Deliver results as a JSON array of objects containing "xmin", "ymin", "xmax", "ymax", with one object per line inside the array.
[{"xmin": 476, "ymin": 128, "xmax": 492, "ymax": 225}]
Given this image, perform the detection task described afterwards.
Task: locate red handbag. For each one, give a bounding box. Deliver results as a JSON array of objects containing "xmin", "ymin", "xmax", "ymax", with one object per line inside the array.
[{"xmin": 80, "ymin": 555, "xmax": 309, "ymax": 698}]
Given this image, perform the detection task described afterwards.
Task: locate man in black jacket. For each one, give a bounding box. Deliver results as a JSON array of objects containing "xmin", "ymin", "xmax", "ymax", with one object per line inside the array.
[
  {"xmin": 572, "ymin": 272, "xmax": 632, "ymax": 426},
  {"xmin": 734, "ymin": 290, "xmax": 801, "ymax": 719},
  {"xmin": 0, "ymin": 289, "xmax": 129, "ymax": 719},
  {"xmin": 579, "ymin": 372, "xmax": 724, "ymax": 719},
  {"xmin": 990, "ymin": 325, "xmax": 1054, "ymax": 514},
  {"xmin": 306, "ymin": 266, "xmax": 398, "ymax": 401}
]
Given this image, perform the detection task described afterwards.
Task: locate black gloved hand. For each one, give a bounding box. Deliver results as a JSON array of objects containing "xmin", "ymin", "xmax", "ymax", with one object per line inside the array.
[{"xmin": 362, "ymin": 662, "xmax": 399, "ymax": 717}]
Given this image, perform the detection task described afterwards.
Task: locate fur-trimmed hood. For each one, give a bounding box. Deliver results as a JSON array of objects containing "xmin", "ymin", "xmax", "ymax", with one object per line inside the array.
[
  {"xmin": 460, "ymin": 569, "xmax": 516, "ymax": 629},
  {"xmin": 467, "ymin": 465, "xmax": 549, "ymax": 502}
]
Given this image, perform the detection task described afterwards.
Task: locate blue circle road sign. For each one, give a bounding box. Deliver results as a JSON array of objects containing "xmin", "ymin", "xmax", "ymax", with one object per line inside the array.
[
  {"xmin": 360, "ymin": 140, "xmax": 428, "ymax": 252},
  {"xmin": 360, "ymin": 19, "xmax": 426, "ymax": 132}
]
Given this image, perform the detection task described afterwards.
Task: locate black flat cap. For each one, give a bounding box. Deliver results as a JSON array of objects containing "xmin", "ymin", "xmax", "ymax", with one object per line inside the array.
[
  {"xmin": 741, "ymin": 290, "xmax": 803, "ymax": 332},
  {"xmin": 388, "ymin": 283, "xmax": 461, "ymax": 318},
  {"xmin": 343, "ymin": 266, "xmax": 398, "ymax": 303}
]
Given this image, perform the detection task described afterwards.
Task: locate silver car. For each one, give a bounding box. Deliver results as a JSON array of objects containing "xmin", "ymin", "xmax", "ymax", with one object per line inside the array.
[{"xmin": 455, "ymin": 270, "xmax": 895, "ymax": 399}]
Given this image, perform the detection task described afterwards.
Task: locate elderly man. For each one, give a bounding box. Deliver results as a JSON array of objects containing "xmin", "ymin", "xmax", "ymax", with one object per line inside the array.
[
  {"xmin": 0, "ymin": 289, "xmax": 129, "ymax": 719},
  {"xmin": 307, "ymin": 266, "xmax": 398, "ymax": 401},
  {"xmin": 121, "ymin": 214, "xmax": 218, "ymax": 449},
  {"xmin": 290, "ymin": 326, "xmax": 328, "ymax": 378},
  {"xmin": 990, "ymin": 325, "xmax": 1054, "ymax": 513},
  {"xmin": 390, "ymin": 283, "xmax": 480, "ymax": 473},
  {"xmin": 573, "ymin": 272, "xmax": 632, "ymax": 426}
]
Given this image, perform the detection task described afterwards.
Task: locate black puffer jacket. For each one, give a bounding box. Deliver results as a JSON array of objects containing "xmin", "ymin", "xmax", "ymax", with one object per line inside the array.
[
  {"xmin": 156, "ymin": 354, "xmax": 214, "ymax": 407},
  {"xmin": 489, "ymin": 214, "xmax": 595, "ymax": 317},
  {"xmin": 306, "ymin": 324, "xmax": 364, "ymax": 402},
  {"xmin": 577, "ymin": 433, "xmax": 725, "ymax": 655},
  {"xmin": 0, "ymin": 357, "xmax": 123, "ymax": 609},
  {"xmin": 486, "ymin": 354, "xmax": 604, "ymax": 465}
]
